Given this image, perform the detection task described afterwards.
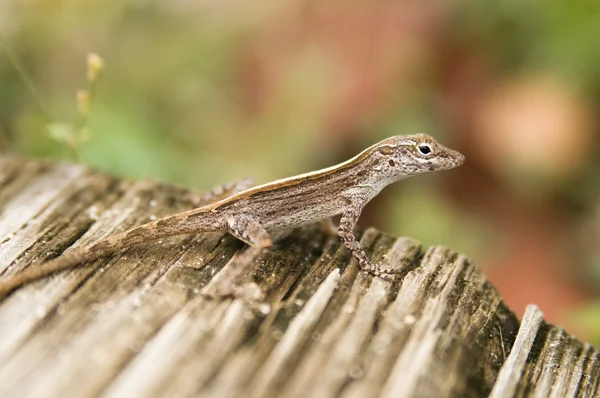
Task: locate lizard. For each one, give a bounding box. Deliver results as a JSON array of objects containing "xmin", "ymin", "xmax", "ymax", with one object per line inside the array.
[{"xmin": 0, "ymin": 134, "xmax": 465, "ymax": 295}]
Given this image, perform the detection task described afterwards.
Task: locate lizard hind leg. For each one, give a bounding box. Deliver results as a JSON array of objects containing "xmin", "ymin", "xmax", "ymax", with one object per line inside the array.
[
  {"xmin": 188, "ymin": 178, "xmax": 255, "ymax": 207},
  {"xmin": 226, "ymin": 214, "xmax": 273, "ymax": 248}
]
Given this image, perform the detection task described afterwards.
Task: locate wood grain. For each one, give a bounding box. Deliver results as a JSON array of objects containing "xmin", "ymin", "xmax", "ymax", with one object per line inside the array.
[{"xmin": 0, "ymin": 155, "xmax": 598, "ymax": 398}]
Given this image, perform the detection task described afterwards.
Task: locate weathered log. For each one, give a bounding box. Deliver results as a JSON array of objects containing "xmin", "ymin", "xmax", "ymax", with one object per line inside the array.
[{"xmin": 0, "ymin": 155, "xmax": 597, "ymax": 397}]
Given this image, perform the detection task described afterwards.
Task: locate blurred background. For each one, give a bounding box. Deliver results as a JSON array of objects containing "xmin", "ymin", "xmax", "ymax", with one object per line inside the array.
[{"xmin": 1, "ymin": 0, "xmax": 600, "ymax": 341}]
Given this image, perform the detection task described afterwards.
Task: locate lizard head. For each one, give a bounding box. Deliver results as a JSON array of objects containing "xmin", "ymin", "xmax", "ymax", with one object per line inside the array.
[{"xmin": 371, "ymin": 134, "xmax": 465, "ymax": 181}]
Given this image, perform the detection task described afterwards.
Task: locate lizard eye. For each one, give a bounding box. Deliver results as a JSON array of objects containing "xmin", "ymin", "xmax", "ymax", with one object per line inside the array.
[{"xmin": 417, "ymin": 144, "xmax": 432, "ymax": 156}]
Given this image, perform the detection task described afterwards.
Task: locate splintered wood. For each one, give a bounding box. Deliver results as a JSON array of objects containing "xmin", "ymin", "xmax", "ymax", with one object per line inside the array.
[{"xmin": 0, "ymin": 155, "xmax": 598, "ymax": 398}]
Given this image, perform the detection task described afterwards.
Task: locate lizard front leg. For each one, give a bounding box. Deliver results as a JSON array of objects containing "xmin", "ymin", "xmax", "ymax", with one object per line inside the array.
[{"xmin": 338, "ymin": 195, "xmax": 378, "ymax": 273}]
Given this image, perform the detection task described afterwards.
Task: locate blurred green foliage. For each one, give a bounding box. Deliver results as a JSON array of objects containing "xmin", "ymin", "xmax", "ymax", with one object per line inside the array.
[{"xmin": 457, "ymin": 0, "xmax": 600, "ymax": 94}]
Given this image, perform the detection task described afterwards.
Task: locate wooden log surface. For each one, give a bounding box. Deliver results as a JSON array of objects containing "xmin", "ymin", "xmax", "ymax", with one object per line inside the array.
[{"xmin": 0, "ymin": 155, "xmax": 598, "ymax": 398}]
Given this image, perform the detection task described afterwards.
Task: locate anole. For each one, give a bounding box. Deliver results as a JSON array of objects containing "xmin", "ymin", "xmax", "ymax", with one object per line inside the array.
[{"xmin": 0, "ymin": 134, "xmax": 465, "ymax": 295}]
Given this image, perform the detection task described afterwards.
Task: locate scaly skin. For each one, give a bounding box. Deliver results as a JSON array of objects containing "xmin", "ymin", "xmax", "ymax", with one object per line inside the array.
[{"xmin": 0, "ymin": 134, "xmax": 465, "ymax": 295}]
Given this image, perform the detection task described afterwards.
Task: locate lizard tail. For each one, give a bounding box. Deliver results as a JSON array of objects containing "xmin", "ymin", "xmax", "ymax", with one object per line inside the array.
[
  {"xmin": 0, "ymin": 254, "xmax": 88, "ymax": 296},
  {"xmin": 0, "ymin": 210, "xmax": 222, "ymax": 296}
]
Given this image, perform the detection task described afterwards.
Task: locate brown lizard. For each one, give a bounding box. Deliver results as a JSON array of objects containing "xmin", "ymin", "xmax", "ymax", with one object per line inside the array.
[{"xmin": 0, "ymin": 134, "xmax": 465, "ymax": 295}]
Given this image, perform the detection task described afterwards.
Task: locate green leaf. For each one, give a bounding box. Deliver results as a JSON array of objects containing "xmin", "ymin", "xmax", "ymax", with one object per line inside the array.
[{"xmin": 46, "ymin": 121, "xmax": 76, "ymax": 146}]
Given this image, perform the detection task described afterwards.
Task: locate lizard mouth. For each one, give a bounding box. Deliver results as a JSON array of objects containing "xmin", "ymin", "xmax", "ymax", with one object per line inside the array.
[{"xmin": 447, "ymin": 149, "xmax": 466, "ymax": 168}]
